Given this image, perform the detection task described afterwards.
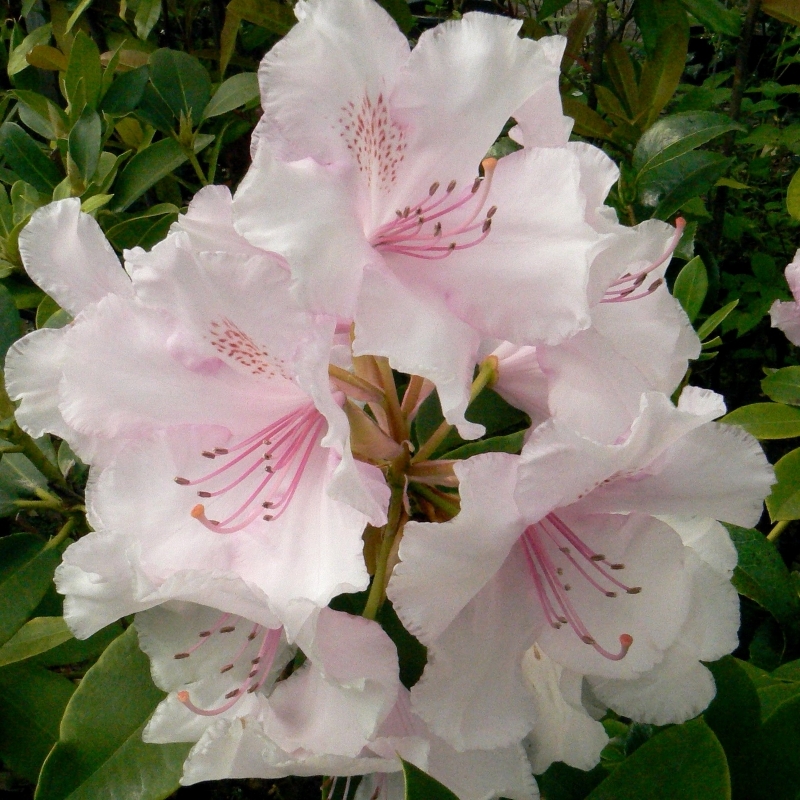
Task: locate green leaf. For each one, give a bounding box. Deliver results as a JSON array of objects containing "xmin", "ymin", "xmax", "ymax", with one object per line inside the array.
[
  {"xmin": 225, "ymin": 0, "xmax": 297, "ymax": 36},
  {"xmin": 653, "ymin": 152, "xmax": 732, "ymax": 220},
  {"xmin": 672, "ymin": 255, "xmax": 708, "ymax": 321},
  {"xmin": 134, "ymin": 0, "xmax": 162, "ymax": 40},
  {"xmin": 0, "ymin": 123, "xmax": 62, "ymax": 194},
  {"xmin": 755, "ymin": 691, "xmax": 800, "ymax": 798},
  {"xmin": 788, "ymin": 168, "xmax": 800, "ymax": 221},
  {"xmin": 762, "ymin": 367, "xmax": 800, "ymax": 406},
  {"xmin": 0, "ymin": 534, "xmax": 63, "ymax": 646},
  {"xmin": 65, "ymin": 0, "xmax": 96, "ymax": 33},
  {"xmin": 633, "ymin": 0, "xmax": 688, "ymax": 57},
  {"xmin": 7, "ymin": 23, "xmax": 52, "ymax": 76},
  {"xmin": 766, "ymin": 448, "xmax": 800, "ymax": 521},
  {"xmin": 202, "ymin": 72, "xmax": 259, "ymax": 119},
  {"xmin": 136, "ymin": 83, "xmax": 178, "ymax": 133},
  {"xmin": 605, "ymin": 42, "xmax": 639, "ymax": 117},
  {"xmin": 376, "ymin": 0, "xmax": 414, "ymax": 32},
  {"xmin": 148, "ymin": 49, "xmax": 212, "ymax": 127},
  {"xmin": 585, "ymin": 719, "xmax": 730, "ymax": 799},
  {"xmin": 721, "ymin": 402, "xmax": 800, "ymax": 439},
  {"xmin": 705, "ymin": 657, "xmax": 762, "ymax": 796},
  {"xmin": 638, "ymin": 24, "xmax": 690, "ymax": 128},
  {"xmin": 762, "ymin": 0, "xmax": 800, "ymax": 26},
  {"xmin": 105, "ymin": 203, "xmax": 179, "ymax": 250},
  {"xmin": 536, "ymin": 762, "xmax": 608, "ymax": 799},
  {"xmin": 562, "ymin": 97, "xmax": 615, "ymax": 140},
  {"xmin": 402, "ymin": 759, "xmax": 459, "ymax": 800},
  {"xmin": 725, "ymin": 524, "xmax": 800, "ymax": 630},
  {"xmin": 0, "ymin": 283, "xmax": 22, "ymax": 360},
  {"xmin": 773, "ymin": 659, "xmax": 800, "ymax": 683},
  {"xmin": 12, "ymin": 90, "xmax": 70, "ymax": 140},
  {"xmin": 0, "ymin": 662, "xmax": 75, "ymax": 783},
  {"xmin": 677, "ymin": 0, "xmax": 742, "ymax": 35},
  {"xmin": 442, "ymin": 431, "xmax": 525, "ymax": 460},
  {"xmin": 634, "ymin": 111, "xmax": 743, "ymax": 179},
  {"xmin": 111, "ymin": 135, "xmax": 212, "ymax": 211},
  {"xmin": 35, "ymin": 622, "xmax": 123, "ymax": 668},
  {"xmin": 35, "ymin": 627, "xmax": 191, "ymax": 800},
  {"xmin": 102, "ymin": 65, "xmax": 149, "ymax": 115},
  {"xmin": 0, "ymin": 617, "xmax": 73, "ymax": 667},
  {"xmin": 68, "ymin": 107, "xmax": 102, "ymax": 184},
  {"xmin": 696, "ymin": 299, "xmax": 738, "ymax": 340},
  {"xmin": 64, "ymin": 32, "xmax": 102, "ymax": 111}
]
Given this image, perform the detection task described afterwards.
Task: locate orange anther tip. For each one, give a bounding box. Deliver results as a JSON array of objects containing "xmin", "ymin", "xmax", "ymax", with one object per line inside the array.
[
  {"xmin": 177, "ymin": 691, "xmax": 190, "ymax": 703},
  {"xmin": 190, "ymin": 504, "xmax": 205, "ymax": 519},
  {"xmin": 675, "ymin": 216, "xmax": 686, "ymax": 229},
  {"xmin": 619, "ymin": 634, "xmax": 633, "ymax": 648}
]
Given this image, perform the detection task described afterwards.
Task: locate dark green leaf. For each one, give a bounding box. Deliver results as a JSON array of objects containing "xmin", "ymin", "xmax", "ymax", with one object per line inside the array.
[
  {"xmin": 148, "ymin": 49, "xmax": 212, "ymax": 127},
  {"xmin": 0, "ymin": 534, "xmax": 63, "ymax": 646},
  {"xmin": 0, "ymin": 617, "xmax": 73, "ymax": 667},
  {"xmin": 772, "ymin": 659, "xmax": 800, "ymax": 682},
  {"xmin": 378, "ymin": 601, "xmax": 426, "ymax": 690},
  {"xmin": 766, "ymin": 448, "xmax": 800, "ymax": 521},
  {"xmin": 105, "ymin": 203, "xmax": 180, "ymax": 250},
  {"xmin": 402, "ymin": 759, "xmax": 459, "ymax": 800},
  {"xmin": 202, "ymin": 72, "xmax": 259, "ymax": 119},
  {"xmin": 585, "ymin": 719, "xmax": 730, "ymax": 799},
  {"xmin": 64, "ymin": 32, "xmax": 102, "ymax": 110},
  {"xmin": 68, "ymin": 107, "xmax": 102, "ymax": 184},
  {"xmin": 749, "ymin": 616, "xmax": 786, "ymax": 671},
  {"xmin": 34, "ymin": 622, "xmax": 123, "ymax": 668},
  {"xmin": 0, "ymin": 284, "xmax": 22, "ymax": 360},
  {"xmin": 721, "ymin": 402, "xmax": 800, "ymax": 439},
  {"xmin": 677, "ymin": 0, "xmax": 742, "ymax": 35},
  {"xmin": 633, "ymin": 0, "xmax": 688, "ymax": 58},
  {"xmin": 442, "ymin": 431, "xmax": 525, "ymax": 460},
  {"xmin": 788, "ymin": 167, "xmax": 800, "ymax": 221},
  {"xmin": 638, "ymin": 24, "xmax": 690, "ymax": 128},
  {"xmin": 134, "ymin": 0, "xmax": 162, "ymax": 39},
  {"xmin": 102, "ymin": 65, "xmax": 149, "ymax": 115},
  {"xmin": 653, "ymin": 153, "xmax": 732, "ymax": 220},
  {"xmin": 672, "ymin": 255, "xmax": 708, "ymax": 321},
  {"xmin": 111, "ymin": 135, "xmax": 213, "ymax": 211},
  {"xmin": 35, "ymin": 627, "xmax": 191, "ymax": 800},
  {"xmin": 376, "ymin": 0, "xmax": 414, "ymax": 32},
  {"xmin": 758, "ymin": 681, "xmax": 800, "ymax": 719},
  {"xmin": 634, "ymin": 112, "xmax": 743, "ymax": 178},
  {"xmin": 0, "ymin": 662, "xmax": 74, "ymax": 783},
  {"xmin": 0, "ymin": 122, "xmax": 61, "ymax": 193},
  {"xmin": 136, "ymin": 83, "xmax": 178, "ymax": 133},
  {"xmin": 536, "ymin": 762, "xmax": 608, "ymax": 799},
  {"xmin": 705, "ymin": 657, "xmax": 762, "ymax": 797},
  {"xmin": 226, "ymin": 0, "xmax": 297, "ymax": 36},
  {"xmin": 537, "ymin": 0, "xmax": 572, "ymax": 17},
  {"xmin": 755, "ymin": 691, "xmax": 800, "ymax": 798},
  {"xmin": 725, "ymin": 524, "xmax": 800, "ymax": 630}
]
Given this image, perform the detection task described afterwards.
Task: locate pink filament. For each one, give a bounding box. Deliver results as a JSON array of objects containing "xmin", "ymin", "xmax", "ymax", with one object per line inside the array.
[
  {"xmin": 176, "ymin": 404, "xmax": 326, "ymax": 534},
  {"xmin": 178, "ymin": 626, "xmax": 283, "ymax": 716},
  {"xmin": 601, "ymin": 217, "xmax": 685, "ymax": 304},
  {"xmin": 521, "ymin": 514, "xmax": 636, "ymax": 661},
  {"xmin": 371, "ymin": 161, "xmax": 497, "ymax": 260}
]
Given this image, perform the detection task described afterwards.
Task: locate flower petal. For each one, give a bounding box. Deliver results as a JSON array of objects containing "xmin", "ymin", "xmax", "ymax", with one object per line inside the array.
[{"xmin": 19, "ymin": 198, "xmax": 132, "ymax": 316}]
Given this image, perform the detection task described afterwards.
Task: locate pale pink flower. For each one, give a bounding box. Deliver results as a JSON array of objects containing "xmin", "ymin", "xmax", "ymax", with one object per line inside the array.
[
  {"xmin": 487, "ymin": 210, "xmax": 699, "ymax": 444},
  {"xmin": 770, "ymin": 249, "xmax": 800, "ymax": 345},
  {"xmin": 387, "ymin": 388, "xmax": 773, "ymax": 750},
  {"xmin": 136, "ymin": 603, "xmax": 404, "ymax": 782},
  {"xmin": 9, "ymin": 189, "xmax": 387, "ymax": 639},
  {"xmin": 232, "ymin": 0, "xmax": 616, "ymax": 437}
]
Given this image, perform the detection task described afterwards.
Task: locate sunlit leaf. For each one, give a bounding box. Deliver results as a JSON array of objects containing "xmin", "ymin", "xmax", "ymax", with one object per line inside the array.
[
  {"xmin": 0, "ymin": 617, "xmax": 73, "ymax": 668},
  {"xmin": 672, "ymin": 255, "xmax": 708, "ymax": 321}
]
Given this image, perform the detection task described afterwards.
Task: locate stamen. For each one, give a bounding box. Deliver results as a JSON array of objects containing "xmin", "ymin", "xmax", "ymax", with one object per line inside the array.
[
  {"xmin": 601, "ymin": 218, "xmax": 685, "ymax": 304},
  {"xmin": 176, "ymin": 405, "xmax": 326, "ymax": 535},
  {"xmin": 520, "ymin": 516, "xmax": 638, "ymax": 661},
  {"xmin": 370, "ymin": 160, "xmax": 498, "ymax": 261}
]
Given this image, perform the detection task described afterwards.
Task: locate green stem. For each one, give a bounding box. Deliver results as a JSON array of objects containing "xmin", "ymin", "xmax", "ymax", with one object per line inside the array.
[
  {"xmin": 411, "ymin": 356, "xmax": 498, "ymax": 464},
  {"xmin": 362, "ymin": 481, "xmax": 405, "ymax": 621},
  {"xmin": 375, "ymin": 357, "xmax": 405, "ymax": 443},
  {"xmin": 768, "ymin": 520, "xmax": 790, "ymax": 543},
  {"xmin": 45, "ymin": 516, "xmax": 77, "ymax": 550},
  {"xmin": 413, "ymin": 483, "xmax": 460, "ymax": 518},
  {"xmin": 206, "ymin": 120, "xmax": 232, "ymax": 184},
  {"xmin": 186, "ymin": 148, "xmax": 209, "ymax": 186}
]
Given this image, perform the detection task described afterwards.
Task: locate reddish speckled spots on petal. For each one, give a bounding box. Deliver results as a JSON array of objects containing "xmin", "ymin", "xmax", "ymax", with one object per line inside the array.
[
  {"xmin": 208, "ymin": 318, "xmax": 291, "ymax": 380},
  {"xmin": 339, "ymin": 92, "xmax": 406, "ymax": 191}
]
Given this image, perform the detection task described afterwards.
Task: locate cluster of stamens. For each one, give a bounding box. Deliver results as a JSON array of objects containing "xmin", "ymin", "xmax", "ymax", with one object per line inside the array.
[
  {"xmin": 369, "ymin": 158, "xmax": 498, "ymax": 260},
  {"xmin": 174, "ymin": 614, "xmax": 284, "ymax": 716},
  {"xmin": 174, "ymin": 404, "xmax": 325, "ymax": 534},
  {"xmin": 521, "ymin": 514, "xmax": 640, "ymax": 661},
  {"xmin": 601, "ymin": 217, "xmax": 686, "ymax": 304}
]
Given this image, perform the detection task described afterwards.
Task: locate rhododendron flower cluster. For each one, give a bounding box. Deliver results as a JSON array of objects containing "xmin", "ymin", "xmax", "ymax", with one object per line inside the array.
[{"xmin": 5, "ymin": 0, "xmax": 774, "ymax": 797}]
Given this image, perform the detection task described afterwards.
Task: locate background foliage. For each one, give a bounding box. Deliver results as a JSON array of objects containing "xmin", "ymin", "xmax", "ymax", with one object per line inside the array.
[{"xmin": 2, "ymin": 0, "xmax": 800, "ymax": 797}]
